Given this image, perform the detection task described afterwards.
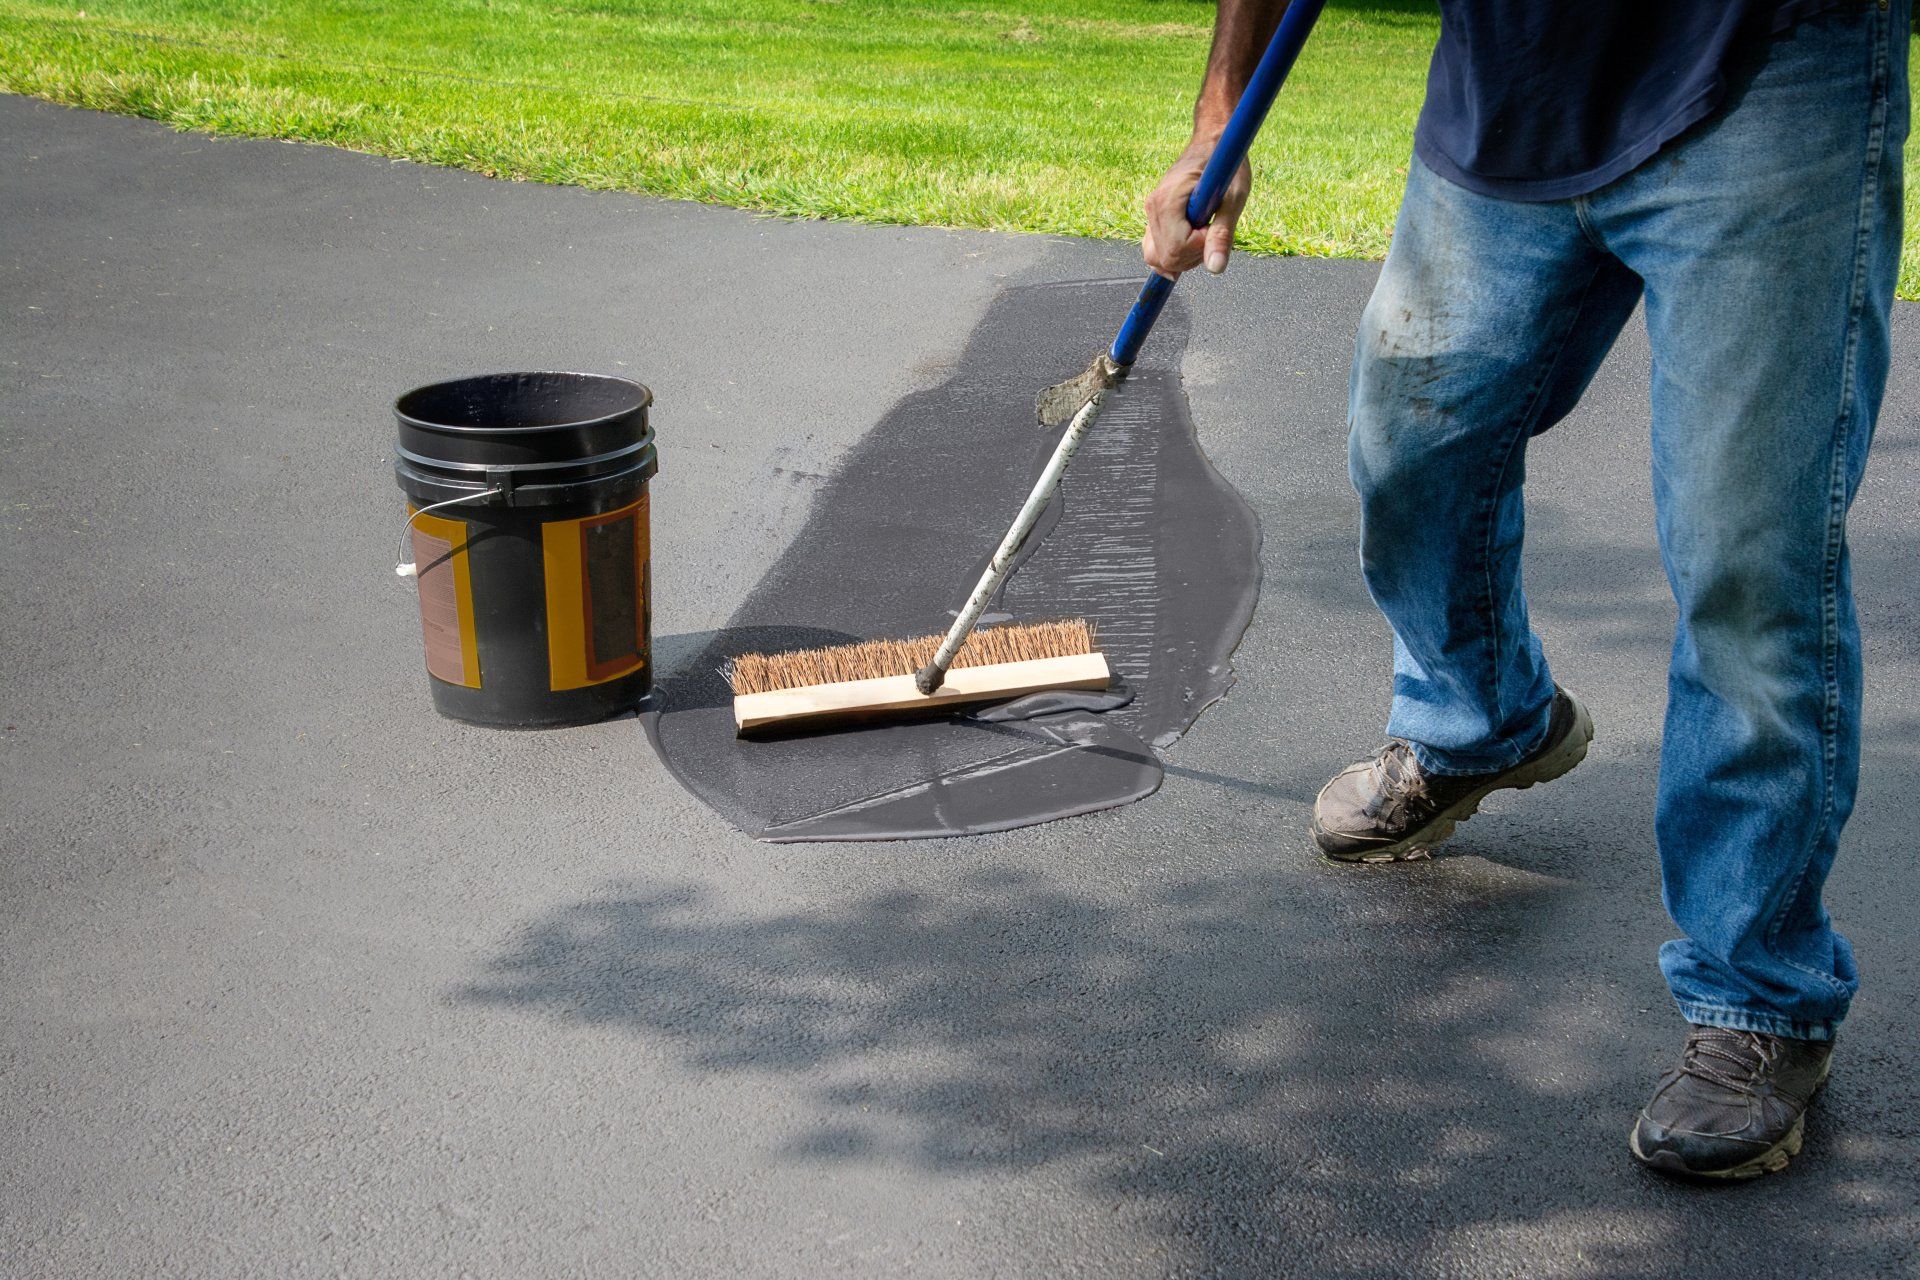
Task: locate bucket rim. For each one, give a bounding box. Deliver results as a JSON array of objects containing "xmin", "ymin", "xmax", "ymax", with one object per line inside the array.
[
  {"xmin": 394, "ymin": 370, "xmax": 654, "ymax": 437},
  {"xmin": 396, "ymin": 435, "xmax": 656, "ymax": 477}
]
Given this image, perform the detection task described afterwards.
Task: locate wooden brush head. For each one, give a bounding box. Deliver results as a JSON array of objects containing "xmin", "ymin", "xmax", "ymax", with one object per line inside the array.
[{"xmin": 728, "ymin": 619, "xmax": 1098, "ymax": 697}]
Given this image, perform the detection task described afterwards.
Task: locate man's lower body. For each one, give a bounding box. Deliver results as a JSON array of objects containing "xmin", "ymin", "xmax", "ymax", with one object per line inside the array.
[{"xmin": 1317, "ymin": 4, "xmax": 1909, "ymax": 1176}]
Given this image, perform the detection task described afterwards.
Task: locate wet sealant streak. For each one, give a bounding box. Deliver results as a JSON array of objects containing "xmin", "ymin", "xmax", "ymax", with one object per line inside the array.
[{"xmin": 644, "ymin": 276, "xmax": 1262, "ymax": 841}]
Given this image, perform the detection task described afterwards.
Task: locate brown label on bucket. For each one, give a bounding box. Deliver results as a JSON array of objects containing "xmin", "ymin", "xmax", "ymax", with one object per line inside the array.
[
  {"xmin": 411, "ymin": 511, "xmax": 480, "ymax": 688},
  {"xmin": 541, "ymin": 494, "xmax": 651, "ymax": 691}
]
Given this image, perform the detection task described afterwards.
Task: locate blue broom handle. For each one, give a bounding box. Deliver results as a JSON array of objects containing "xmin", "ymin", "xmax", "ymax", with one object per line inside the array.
[{"xmin": 1109, "ymin": 0, "xmax": 1325, "ymax": 367}]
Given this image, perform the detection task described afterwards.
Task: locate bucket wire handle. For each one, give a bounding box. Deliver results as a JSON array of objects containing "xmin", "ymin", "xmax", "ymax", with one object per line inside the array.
[{"xmin": 394, "ymin": 487, "xmax": 504, "ymax": 578}]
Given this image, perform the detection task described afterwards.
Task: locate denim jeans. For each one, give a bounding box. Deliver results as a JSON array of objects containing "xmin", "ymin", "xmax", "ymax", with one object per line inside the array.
[{"xmin": 1347, "ymin": 3, "xmax": 1909, "ymax": 1039}]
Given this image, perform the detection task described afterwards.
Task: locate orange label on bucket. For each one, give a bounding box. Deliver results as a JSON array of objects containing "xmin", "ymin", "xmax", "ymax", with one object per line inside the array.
[
  {"xmin": 411, "ymin": 509, "xmax": 481, "ymax": 689},
  {"xmin": 541, "ymin": 494, "xmax": 650, "ymax": 691}
]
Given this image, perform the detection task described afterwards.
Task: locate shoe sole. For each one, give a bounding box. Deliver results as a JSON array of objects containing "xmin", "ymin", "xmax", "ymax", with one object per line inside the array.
[
  {"xmin": 1627, "ymin": 1060, "xmax": 1829, "ymax": 1181},
  {"xmin": 1628, "ymin": 1115, "xmax": 1803, "ymax": 1180},
  {"xmin": 1314, "ymin": 697, "xmax": 1595, "ymax": 863}
]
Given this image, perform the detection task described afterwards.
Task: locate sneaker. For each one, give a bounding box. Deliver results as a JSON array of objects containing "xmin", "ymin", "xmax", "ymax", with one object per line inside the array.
[
  {"xmin": 1310, "ymin": 687, "xmax": 1593, "ymax": 862},
  {"xmin": 1630, "ymin": 1025, "xmax": 1833, "ymax": 1180}
]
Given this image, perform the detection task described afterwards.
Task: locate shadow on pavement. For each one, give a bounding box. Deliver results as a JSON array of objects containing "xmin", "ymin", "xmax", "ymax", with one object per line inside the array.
[{"xmin": 455, "ymin": 829, "xmax": 1918, "ymax": 1276}]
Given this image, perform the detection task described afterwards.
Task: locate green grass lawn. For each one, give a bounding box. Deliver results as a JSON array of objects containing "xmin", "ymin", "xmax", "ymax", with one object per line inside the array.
[{"xmin": 2, "ymin": 1, "xmax": 1917, "ymax": 298}]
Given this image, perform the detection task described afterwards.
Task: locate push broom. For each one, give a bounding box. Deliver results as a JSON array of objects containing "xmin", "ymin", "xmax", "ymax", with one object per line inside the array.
[{"xmin": 731, "ymin": 0, "xmax": 1326, "ymax": 736}]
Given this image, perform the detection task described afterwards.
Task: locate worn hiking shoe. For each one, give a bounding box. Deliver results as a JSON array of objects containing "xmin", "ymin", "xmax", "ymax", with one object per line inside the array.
[
  {"xmin": 1630, "ymin": 1025, "xmax": 1833, "ymax": 1180},
  {"xmin": 1310, "ymin": 687, "xmax": 1593, "ymax": 862}
]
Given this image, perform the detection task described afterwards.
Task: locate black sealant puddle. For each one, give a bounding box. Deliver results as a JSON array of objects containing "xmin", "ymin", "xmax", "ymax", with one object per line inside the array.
[{"xmin": 643, "ymin": 277, "xmax": 1262, "ymax": 842}]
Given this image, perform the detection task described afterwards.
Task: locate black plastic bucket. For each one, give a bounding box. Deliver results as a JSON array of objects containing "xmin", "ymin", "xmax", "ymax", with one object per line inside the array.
[{"xmin": 394, "ymin": 372, "xmax": 657, "ymax": 728}]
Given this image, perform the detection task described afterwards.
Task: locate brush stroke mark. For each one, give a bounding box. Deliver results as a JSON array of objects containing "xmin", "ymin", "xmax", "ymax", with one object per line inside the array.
[{"xmin": 644, "ymin": 276, "xmax": 1262, "ymax": 842}]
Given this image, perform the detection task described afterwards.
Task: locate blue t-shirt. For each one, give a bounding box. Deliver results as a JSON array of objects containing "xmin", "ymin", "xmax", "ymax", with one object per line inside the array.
[{"xmin": 1414, "ymin": 0, "xmax": 1846, "ymax": 201}]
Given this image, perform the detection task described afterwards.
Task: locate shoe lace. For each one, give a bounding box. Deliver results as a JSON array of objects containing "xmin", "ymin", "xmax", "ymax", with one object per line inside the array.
[
  {"xmin": 1365, "ymin": 740, "xmax": 1430, "ymax": 824},
  {"xmin": 1680, "ymin": 1027, "xmax": 1776, "ymax": 1094}
]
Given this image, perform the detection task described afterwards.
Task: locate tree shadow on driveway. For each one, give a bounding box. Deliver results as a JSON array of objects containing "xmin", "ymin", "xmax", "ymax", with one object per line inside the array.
[{"xmin": 454, "ymin": 801, "xmax": 1920, "ymax": 1277}]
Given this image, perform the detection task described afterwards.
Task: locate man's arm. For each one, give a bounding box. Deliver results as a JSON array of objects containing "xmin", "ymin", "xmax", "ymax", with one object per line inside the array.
[{"xmin": 1142, "ymin": 0, "xmax": 1290, "ymax": 278}]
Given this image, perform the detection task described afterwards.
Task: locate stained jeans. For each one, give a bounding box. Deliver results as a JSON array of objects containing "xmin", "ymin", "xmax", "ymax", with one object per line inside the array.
[{"xmin": 1347, "ymin": 4, "xmax": 1909, "ymax": 1039}]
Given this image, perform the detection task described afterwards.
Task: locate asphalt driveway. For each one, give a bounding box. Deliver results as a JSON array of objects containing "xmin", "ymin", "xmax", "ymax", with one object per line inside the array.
[{"xmin": 3, "ymin": 95, "xmax": 1917, "ymax": 1278}]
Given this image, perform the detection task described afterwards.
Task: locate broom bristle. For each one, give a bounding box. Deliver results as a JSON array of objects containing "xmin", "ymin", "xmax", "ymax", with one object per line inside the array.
[{"xmin": 729, "ymin": 619, "xmax": 1098, "ymax": 697}]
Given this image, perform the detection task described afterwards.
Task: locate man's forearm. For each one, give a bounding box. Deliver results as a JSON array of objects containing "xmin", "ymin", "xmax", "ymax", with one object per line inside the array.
[{"xmin": 1194, "ymin": 0, "xmax": 1290, "ymax": 137}]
